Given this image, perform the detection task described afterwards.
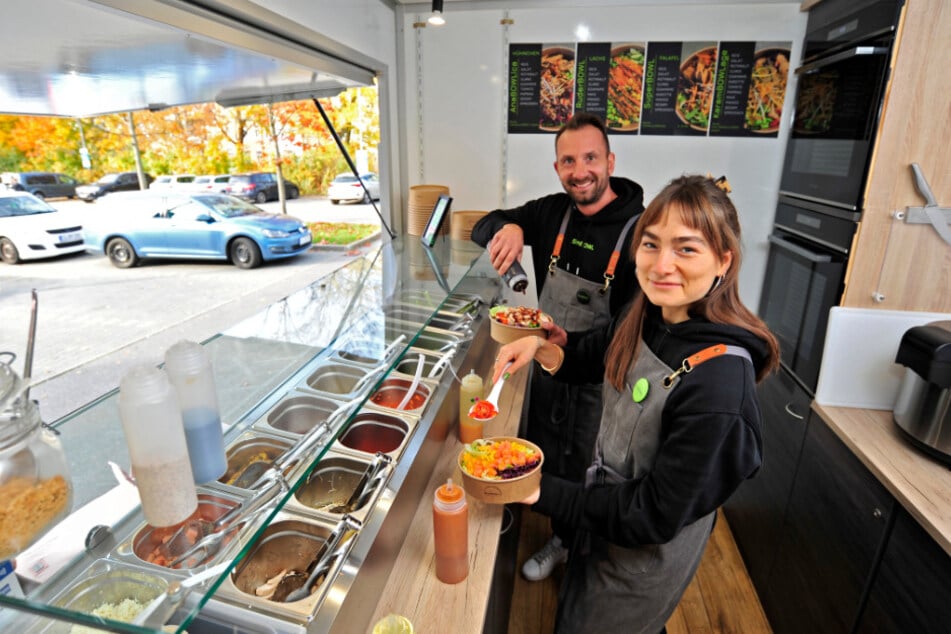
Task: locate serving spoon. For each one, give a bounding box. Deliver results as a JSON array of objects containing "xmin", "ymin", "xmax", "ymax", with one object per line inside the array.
[{"xmin": 468, "ymin": 362, "xmax": 513, "ymax": 422}]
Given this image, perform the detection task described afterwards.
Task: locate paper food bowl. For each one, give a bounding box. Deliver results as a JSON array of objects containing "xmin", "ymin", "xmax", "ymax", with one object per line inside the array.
[
  {"xmin": 458, "ymin": 436, "xmax": 543, "ymax": 504},
  {"xmin": 488, "ymin": 306, "xmax": 551, "ymax": 344}
]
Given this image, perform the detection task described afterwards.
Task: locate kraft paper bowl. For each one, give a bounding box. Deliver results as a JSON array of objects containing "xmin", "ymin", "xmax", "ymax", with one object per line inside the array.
[
  {"xmin": 458, "ymin": 437, "xmax": 543, "ymax": 504},
  {"xmin": 488, "ymin": 306, "xmax": 551, "ymax": 344}
]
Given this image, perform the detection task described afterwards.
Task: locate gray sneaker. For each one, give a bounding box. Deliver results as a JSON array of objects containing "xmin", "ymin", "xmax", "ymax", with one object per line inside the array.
[{"xmin": 521, "ymin": 535, "xmax": 568, "ymax": 581}]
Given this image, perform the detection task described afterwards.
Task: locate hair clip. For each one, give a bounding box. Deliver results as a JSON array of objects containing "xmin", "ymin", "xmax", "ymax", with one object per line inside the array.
[{"xmin": 705, "ymin": 173, "xmax": 732, "ymax": 193}]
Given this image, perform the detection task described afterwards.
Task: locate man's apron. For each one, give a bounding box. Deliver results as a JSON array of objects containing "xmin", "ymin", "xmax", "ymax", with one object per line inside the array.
[
  {"xmin": 555, "ymin": 343, "xmax": 751, "ymax": 633},
  {"xmin": 527, "ymin": 208, "xmax": 637, "ymax": 483}
]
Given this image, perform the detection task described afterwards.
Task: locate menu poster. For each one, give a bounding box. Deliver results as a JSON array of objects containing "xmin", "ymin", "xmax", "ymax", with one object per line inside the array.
[
  {"xmin": 507, "ymin": 44, "xmax": 543, "ymax": 134},
  {"xmin": 640, "ymin": 42, "xmax": 686, "ymax": 135},
  {"xmin": 574, "ymin": 42, "xmax": 611, "ymax": 121},
  {"xmin": 606, "ymin": 42, "xmax": 647, "ymax": 134},
  {"xmin": 710, "ymin": 41, "xmax": 791, "ymax": 137},
  {"xmin": 507, "ymin": 43, "xmax": 577, "ymax": 133}
]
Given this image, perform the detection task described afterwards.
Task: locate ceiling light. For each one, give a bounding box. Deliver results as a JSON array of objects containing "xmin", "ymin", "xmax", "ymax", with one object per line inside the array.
[{"xmin": 428, "ymin": 0, "xmax": 446, "ymax": 26}]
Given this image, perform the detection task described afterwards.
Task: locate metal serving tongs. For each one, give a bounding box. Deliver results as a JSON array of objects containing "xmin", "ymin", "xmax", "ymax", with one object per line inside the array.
[
  {"xmin": 280, "ymin": 516, "xmax": 361, "ymax": 603},
  {"xmin": 348, "ymin": 452, "xmax": 392, "ymax": 511},
  {"xmin": 348, "ymin": 335, "xmax": 407, "ymax": 395},
  {"xmin": 158, "ymin": 468, "xmax": 289, "ymax": 564}
]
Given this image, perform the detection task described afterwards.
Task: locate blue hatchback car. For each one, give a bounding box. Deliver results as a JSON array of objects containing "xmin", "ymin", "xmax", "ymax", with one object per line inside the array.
[{"xmin": 84, "ymin": 192, "xmax": 312, "ymax": 269}]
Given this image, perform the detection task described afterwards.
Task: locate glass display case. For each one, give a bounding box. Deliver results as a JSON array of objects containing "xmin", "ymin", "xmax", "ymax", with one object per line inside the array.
[{"xmin": 0, "ymin": 235, "xmax": 499, "ymax": 633}]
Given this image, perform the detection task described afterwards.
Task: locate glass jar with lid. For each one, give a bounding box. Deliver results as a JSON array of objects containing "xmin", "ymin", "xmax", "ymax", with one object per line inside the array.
[{"xmin": 0, "ymin": 352, "xmax": 73, "ymax": 560}]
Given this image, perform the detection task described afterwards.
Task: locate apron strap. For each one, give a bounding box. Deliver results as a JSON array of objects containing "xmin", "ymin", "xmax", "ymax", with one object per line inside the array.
[
  {"xmin": 663, "ymin": 344, "xmax": 752, "ymax": 388},
  {"xmin": 600, "ymin": 213, "xmax": 639, "ymax": 295},
  {"xmin": 548, "ymin": 205, "xmax": 573, "ymax": 275}
]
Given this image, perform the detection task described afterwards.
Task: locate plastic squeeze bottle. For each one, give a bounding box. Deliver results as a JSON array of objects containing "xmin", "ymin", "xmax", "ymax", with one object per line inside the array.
[
  {"xmin": 164, "ymin": 340, "xmax": 227, "ymax": 484},
  {"xmin": 433, "ymin": 478, "xmax": 468, "ymax": 583},
  {"xmin": 458, "ymin": 370, "xmax": 484, "ymax": 444},
  {"xmin": 118, "ymin": 365, "xmax": 198, "ymax": 527}
]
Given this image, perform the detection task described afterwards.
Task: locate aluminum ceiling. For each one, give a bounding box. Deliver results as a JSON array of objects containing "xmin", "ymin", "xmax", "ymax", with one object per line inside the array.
[{"xmin": 0, "ymin": 0, "xmax": 377, "ymax": 117}]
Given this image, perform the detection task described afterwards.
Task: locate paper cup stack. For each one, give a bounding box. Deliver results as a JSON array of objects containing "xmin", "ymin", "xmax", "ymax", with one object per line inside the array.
[{"xmin": 407, "ymin": 184, "xmax": 450, "ymax": 236}]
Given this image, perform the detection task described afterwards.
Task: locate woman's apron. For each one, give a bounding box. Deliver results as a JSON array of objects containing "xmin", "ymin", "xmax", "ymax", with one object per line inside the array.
[
  {"xmin": 555, "ymin": 343, "xmax": 751, "ymax": 633},
  {"xmin": 527, "ymin": 207, "xmax": 638, "ymax": 484}
]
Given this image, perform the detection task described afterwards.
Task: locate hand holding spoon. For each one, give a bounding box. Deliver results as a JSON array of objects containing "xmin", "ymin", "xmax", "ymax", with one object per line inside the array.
[{"xmin": 468, "ymin": 362, "xmax": 512, "ymax": 422}]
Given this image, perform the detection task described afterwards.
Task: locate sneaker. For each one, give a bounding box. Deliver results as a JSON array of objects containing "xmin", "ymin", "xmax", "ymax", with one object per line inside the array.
[{"xmin": 521, "ymin": 535, "xmax": 568, "ymax": 581}]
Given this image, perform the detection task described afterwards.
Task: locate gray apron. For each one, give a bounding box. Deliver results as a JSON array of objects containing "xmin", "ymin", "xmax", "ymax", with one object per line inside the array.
[
  {"xmin": 527, "ymin": 208, "xmax": 637, "ymax": 482},
  {"xmin": 555, "ymin": 342, "xmax": 750, "ymax": 633}
]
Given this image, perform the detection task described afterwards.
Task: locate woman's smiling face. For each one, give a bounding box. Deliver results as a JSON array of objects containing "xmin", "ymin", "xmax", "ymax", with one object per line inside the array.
[{"xmin": 635, "ymin": 205, "xmax": 732, "ymax": 324}]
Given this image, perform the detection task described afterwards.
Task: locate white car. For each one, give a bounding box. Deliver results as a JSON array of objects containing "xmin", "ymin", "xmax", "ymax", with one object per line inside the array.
[
  {"xmin": 191, "ymin": 174, "xmax": 231, "ymax": 193},
  {"xmin": 328, "ymin": 172, "xmax": 381, "ymax": 204},
  {"xmin": 150, "ymin": 174, "xmax": 196, "ymax": 190},
  {"xmin": 0, "ymin": 192, "xmax": 84, "ymax": 263}
]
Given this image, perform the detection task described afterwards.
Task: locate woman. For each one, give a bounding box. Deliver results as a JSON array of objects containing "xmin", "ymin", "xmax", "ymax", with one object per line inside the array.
[{"xmin": 493, "ymin": 174, "xmax": 779, "ymax": 633}]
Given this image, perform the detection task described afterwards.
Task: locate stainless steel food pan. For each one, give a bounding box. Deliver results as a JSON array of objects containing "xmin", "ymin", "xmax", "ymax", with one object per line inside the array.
[
  {"xmin": 36, "ymin": 559, "xmax": 171, "ymax": 634},
  {"xmin": 364, "ymin": 376, "xmax": 434, "ymax": 417},
  {"xmin": 216, "ymin": 431, "xmax": 296, "ymax": 491},
  {"xmin": 300, "ymin": 362, "xmax": 372, "ymax": 400},
  {"xmin": 332, "ymin": 409, "xmax": 417, "ymax": 461},
  {"xmin": 392, "ymin": 348, "xmax": 454, "ymax": 382},
  {"xmin": 114, "ymin": 489, "xmax": 249, "ymax": 571},
  {"xmin": 212, "ymin": 512, "xmax": 358, "ymax": 624},
  {"xmin": 284, "ymin": 451, "xmax": 391, "ymax": 524},
  {"xmin": 253, "ymin": 392, "xmax": 344, "ymax": 437}
]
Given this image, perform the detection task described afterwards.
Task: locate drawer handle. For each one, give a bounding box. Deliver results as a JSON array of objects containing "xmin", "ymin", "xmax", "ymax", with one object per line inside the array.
[{"xmin": 784, "ymin": 403, "xmax": 805, "ymax": 420}]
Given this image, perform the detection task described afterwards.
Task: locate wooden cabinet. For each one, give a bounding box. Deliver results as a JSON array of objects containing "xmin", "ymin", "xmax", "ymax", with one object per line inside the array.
[
  {"xmin": 760, "ymin": 412, "xmax": 894, "ymax": 633},
  {"xmin": 855, "ymin": 506, "xmax": 951, "ymax": 633},
  {"xmin": 723, "ymin": 368, "xmax": 809, "ymax": 592}
]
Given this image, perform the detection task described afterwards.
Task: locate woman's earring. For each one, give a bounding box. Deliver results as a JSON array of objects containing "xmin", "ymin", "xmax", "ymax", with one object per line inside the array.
[{"xmin": 706, "ymin": 275, "xmax": 722, "ymax": 296}]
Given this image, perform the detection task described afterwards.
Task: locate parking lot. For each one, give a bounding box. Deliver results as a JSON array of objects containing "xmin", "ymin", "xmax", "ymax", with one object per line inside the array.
[{"xmin": 0, "ymin": 195, "xmax": 385, "ymax": 421}]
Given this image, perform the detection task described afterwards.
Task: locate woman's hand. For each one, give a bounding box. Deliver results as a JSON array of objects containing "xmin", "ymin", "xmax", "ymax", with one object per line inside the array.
[
  {"xmin": 519, "ymin": 486, "xmax": 540, "ymax": 505},
  {"xmin": 492, "ymin": 336, "xmax": 540, "ymax": 382},
  {"xmin": 541, "ymin": 318, "xmax": 567, "ymax": 347},
  {"xmin": 488, "ymin": 224, "xmax": 524, "ymax": 275}
]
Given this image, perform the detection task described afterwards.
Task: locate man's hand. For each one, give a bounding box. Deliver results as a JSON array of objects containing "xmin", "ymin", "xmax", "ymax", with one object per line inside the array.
[{"xmin": 489, "ymin": 224, "xmax": 525, "ymax": 274}]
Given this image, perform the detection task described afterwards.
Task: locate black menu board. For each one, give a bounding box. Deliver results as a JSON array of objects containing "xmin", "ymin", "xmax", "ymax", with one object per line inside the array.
[
  {"xmin": 507, "ymin": 43, "xmax": 576, "ymax": 133},
  {"xmin": 640, "ymin": 42, "xmax": 686, "ymax": 135},
  {"xmin": 710, "ymin": 41, "xmax": 791, "ymax": 137},
  {"xmin": 574, "ymin": 43, "xmax": 611, "ymax": 121},
  {"xmin": 507, "ymin": 43, "xmax": 543, "ymax": 134}
]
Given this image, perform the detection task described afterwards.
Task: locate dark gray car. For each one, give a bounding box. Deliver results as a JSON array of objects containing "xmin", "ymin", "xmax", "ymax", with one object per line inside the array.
[{"xmin": 1, "ymin": 172, "xmax": 79, "ymax": 199}]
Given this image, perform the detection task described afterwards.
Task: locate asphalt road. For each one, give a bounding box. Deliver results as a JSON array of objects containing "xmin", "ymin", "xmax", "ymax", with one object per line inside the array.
[{"xmin": 0, "ymin": 195, "xmax": 385, "ymax": 422}]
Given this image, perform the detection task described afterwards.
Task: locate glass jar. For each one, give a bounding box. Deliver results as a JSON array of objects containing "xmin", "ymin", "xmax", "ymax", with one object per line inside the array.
[{"xmin": 0, "ymin": 353, "xmax": 73, "ymax": 560}]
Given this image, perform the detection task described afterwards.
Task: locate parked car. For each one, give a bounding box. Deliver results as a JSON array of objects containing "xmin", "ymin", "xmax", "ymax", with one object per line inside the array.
[
  {"xmin": 226, "ymin": 172, "xmax": 300, "ymax": 204},
  {"xmin": 1, "ymin": 172, "xmax": 79, "ymax": 200},
  {"xmin": 328, "ymin": 172, "xmax": 380, "ymax": 204},
  {"xmin": 83, "ymin": 191, "xmax": 312, "ymax": 269},
  {"xmin": 0, "ymin": 191, "xmax": 84, "ymax": 264},
  {"xmin": 191, "ymin": 174, "xmax": 231, "ymax": 193},
  {"xmin": 149, "ymin": 174, "xmax": 196, "ymax": 190},
  {"xmin": 76, "ymin": 172, "xmax": 153, "ymax": 202}
]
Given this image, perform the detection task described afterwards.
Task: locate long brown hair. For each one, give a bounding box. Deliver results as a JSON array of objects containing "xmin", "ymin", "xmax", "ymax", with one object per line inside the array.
[{"xmin": 604, "ymin": 175, "xmax": 779, "ymax": 389}]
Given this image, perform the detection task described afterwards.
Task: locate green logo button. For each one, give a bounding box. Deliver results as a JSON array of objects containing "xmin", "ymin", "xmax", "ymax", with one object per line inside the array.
[{"xmin": 632, "ymin": 377, "xmax": 649, "ymax": 403}]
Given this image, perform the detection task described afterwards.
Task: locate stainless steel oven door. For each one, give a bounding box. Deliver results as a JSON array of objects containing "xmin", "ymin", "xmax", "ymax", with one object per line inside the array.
[
  {"xmin": 779, "ymin": 41, "xmax": 892, "ymax": 210},
  {"xmin": 758, "ymin": 227, "xmax": 849, "ymax": 393}
]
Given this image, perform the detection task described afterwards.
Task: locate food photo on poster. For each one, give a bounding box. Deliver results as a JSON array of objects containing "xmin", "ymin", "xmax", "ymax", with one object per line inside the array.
[{"xmin": 710, "ymin": 41, "xmax": 791, "ymax": 137}]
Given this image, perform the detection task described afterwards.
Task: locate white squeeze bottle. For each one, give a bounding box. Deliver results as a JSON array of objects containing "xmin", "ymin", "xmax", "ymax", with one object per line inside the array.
[
  {"xmin": 118, "ymin": 365, "xmax": 198, "ymax": 527},
  {"xmin": 164, "ymin": 340, "xmax": 228, "ymax": 484}
]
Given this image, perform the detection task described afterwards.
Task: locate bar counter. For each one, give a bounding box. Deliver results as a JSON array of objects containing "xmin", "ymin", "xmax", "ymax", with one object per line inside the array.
[{"xmin": 369, "ymin": 363, "xmax": 529, "ymax": 632}]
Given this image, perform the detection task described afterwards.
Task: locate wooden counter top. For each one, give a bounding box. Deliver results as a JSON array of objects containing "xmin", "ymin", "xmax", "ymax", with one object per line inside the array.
[
  {"xmin": 812, "ymin": 403, "xmax": 951, "ymax": 556},
  {"xmin": 369, "ymin": 366, "xmax": 529, "ymax": 633}
]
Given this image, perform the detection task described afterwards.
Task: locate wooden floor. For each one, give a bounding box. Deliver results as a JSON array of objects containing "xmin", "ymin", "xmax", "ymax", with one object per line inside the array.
[{"xmin": 507, "ymin": 508, "xmax": 772, "ymax": 634}]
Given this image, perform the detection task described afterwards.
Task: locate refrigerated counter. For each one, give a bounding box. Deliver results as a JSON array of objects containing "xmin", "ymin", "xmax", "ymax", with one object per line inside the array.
[{"xmin": 0, "ymin": 235, "xmax": 507, "ymax": 634}]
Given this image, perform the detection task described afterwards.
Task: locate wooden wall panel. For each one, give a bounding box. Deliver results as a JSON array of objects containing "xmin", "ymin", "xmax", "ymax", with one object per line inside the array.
[{"xmin": 843, "ymin": 0, "xmax": 951, "ymax": 311}]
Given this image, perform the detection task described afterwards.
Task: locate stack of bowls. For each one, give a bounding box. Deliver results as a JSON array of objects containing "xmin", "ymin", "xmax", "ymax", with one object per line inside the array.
[
  {"xmin": 407, "ymin": 185, "xmax": 450, "ymax": 236},
  {"xmin": 449, "ymin": 210, "xmax": 488, "ymax": 242}
]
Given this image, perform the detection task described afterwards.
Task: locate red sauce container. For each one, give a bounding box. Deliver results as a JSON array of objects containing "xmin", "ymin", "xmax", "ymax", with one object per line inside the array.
[{"xmin": 432, "ymin": 479, "xmax": 468, "ymax": 584}]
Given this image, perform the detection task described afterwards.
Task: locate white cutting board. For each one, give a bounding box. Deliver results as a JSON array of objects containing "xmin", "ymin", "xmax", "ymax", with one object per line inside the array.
[{"xmin": 814, "ymin": 307, "xmax": 951, "ymax": 410}]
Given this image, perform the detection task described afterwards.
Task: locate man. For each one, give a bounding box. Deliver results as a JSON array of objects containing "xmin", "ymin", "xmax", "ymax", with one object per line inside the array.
[{"xmin": 471, "ymin": 112, "xmax": 643, "ymax": 581}]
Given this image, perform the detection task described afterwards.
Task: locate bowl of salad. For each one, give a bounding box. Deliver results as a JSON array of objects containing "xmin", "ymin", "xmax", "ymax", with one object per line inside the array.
[
  {"xmin": 458, "ymin": 437, "xmax": 543, "ymax": 504},
  {"xmin": 489, "ymin": 305, "xmax": 551, "ymax": 344}
]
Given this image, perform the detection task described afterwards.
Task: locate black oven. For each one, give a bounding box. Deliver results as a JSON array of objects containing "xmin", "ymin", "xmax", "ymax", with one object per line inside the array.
[
  {"xmin": 759, "ymin": 196, "xmax": 857, "ymax": 393},
  {"xmin": 779, "ymin": 0, "xmax": 903, "ymax": 210}
]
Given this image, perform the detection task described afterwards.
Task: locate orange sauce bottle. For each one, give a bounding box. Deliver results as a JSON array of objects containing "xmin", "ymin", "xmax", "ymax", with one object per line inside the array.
[{"xmin": 433, "ymin": 478, "xmax": 468, "ymax": 583}]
